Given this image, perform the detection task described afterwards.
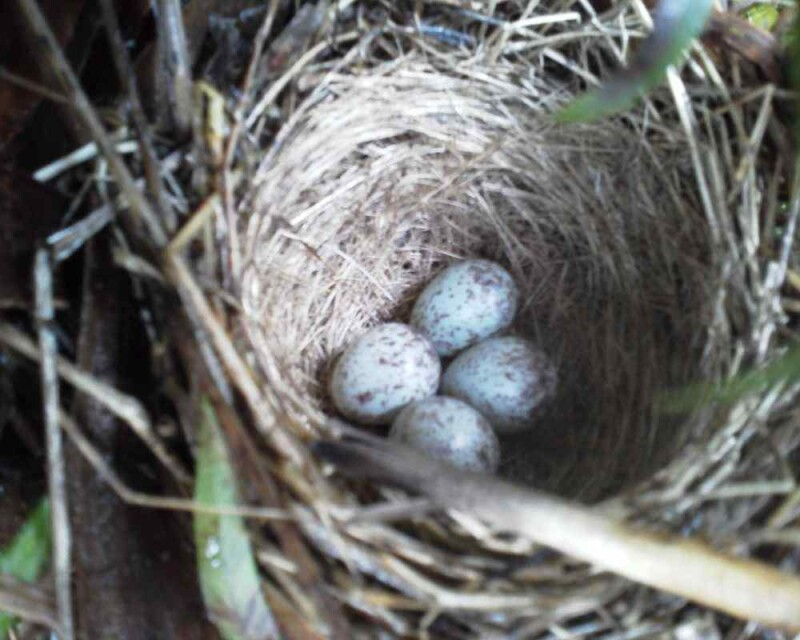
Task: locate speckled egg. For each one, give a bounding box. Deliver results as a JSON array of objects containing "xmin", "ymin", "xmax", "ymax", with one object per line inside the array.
[
  {"xmin": 441, "ymin": 336, "xmax": 557, "ymax": 434},
  {"xmin": 410, "ymin": 259, "xmax": 519, "ymax": 357},
  {"xmin": 389, "ymin": 397, "xmax": 500, "ymax": 473},
  {"xmin": 329, "ymin": 323, "xmax": 441, "ymax": 425}
]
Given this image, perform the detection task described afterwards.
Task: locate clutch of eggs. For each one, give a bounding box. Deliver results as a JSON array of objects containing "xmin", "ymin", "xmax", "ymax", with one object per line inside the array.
[{"xmin": 328, "ymin": 258, "xmax": 557, "ymax": 473}]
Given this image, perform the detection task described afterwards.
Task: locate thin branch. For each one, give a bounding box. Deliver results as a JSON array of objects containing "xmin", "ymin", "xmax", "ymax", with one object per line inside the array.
[
  {"xmin": 0, "ymin": 323, "xmax": 192, "ymax": 486},
  {"xmin": 33, "ymin": 136, "xmax": 135, "ymax": 183},
  {"xmin": 34, "ymin": 250, "xmax": 74, "ymax": 640},
  {"xmin": 0, "ymin": 66, "xmax": 69, "ymax": 104},
  {"xmin": 58, "ymin": 412, "xmax": 291, "ymax": 521},
  {"xmin": 47, "ymin": 205, "xmax": 114, "ymax": 263},
  {"xmin": 154, "ymin": 0, "xmax": 192, "ymax": 135},
  {"xmin": 14, "ymin": 0, "xmax": 167, "ymax": 247},
  {"xmin": 163, "ymin": 254, "xmax": 305, "ymax": 466},
  {"xmin": 315, "ymin": 429, "xmax": 800, "ymax": 632},
  {"xmin": 245, "ymin": 31, "xmax": 360, "ymax": 129},
  {"xmin": 166, "ymin": 194, "xmax": 220, "ymax": 256},
  {"xmin": 336, "ymin": 498, "xmax": 435, "ymax": 524},
  {"xmin": 98, "ymin": 0, "xmax": 177, "ymax": 232},
  {"xmin": 161, "ymin": 195, "xmax": 304, "ymax": 462}
]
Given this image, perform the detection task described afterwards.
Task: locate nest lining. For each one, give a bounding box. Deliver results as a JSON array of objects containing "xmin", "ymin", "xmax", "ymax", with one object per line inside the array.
[{"xmin": 242, "ymin": 59, "xmax": 716, "ymax": 501}]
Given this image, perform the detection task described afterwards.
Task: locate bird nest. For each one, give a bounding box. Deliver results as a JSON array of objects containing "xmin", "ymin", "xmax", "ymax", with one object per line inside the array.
[{"xmin": 233, "ymin": 4, "xmax": 800, "ymax": 637}]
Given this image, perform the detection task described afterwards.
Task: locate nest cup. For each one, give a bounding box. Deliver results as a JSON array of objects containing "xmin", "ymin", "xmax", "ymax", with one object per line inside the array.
[
  {"xmin": 237, "ymin": 17, "xmax": 793, "ymax": 633},
  {"xmin": 242, "ymin": 58, "xmax": 714, "ymax": 500}
]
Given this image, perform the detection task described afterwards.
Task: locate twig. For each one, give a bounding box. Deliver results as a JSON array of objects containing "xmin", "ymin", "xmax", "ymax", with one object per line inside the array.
[
  {"xmin": 163, "ymin": 254, "xmax": 305, "ymax": 465},
  {"xmin": 34, "ymin": 250, "xmax": 74, "ymax": 640},
  {"xmin": 58, "ymin": 412, "xmax": 290, "ymax": 521},
  {"xmin": 14, "ymin": 0, "xmax": 167, "ymax": 247},
  {"xmin": 167, "ymin": 194, "xmax": 220, "ymax": 256},
  {"xmin": 98, "ymin": 0, "xmax": 176, "ymax": 232},
  {"xmin": 315, "ymin": 429, "xmax": 800, "ymax": 632},
  {"xmin": 161, "ymin": 199, "xmax": 236, "ymax": 402},
  {"xmin": 111, "ymin": 246, "xmax": 166, "ymax": 283},
  {"xmin": 776, "ymin": 163, "xmax": 800, "ymax": 285},
  {"xmin": 756, "ymin": 163, "xmax": 800, "ymax": 358},
  {"xmin": 0, "ymin": 66, "xmax": 69, "ymax": 104},
  {"xmin": 0, "ymin": 323, "xmax": 192, "ymax": 486},
  {"xmin": 171, "ymin": 285, "xmax": 235, "ymax": 404},
  {"xmin": 336, "ymin": 498, "xmax": 435, "ymax": 524},
  {"xmin": 768, "ymin": 484, "xmax": 800, "ymax": 529},
  {"xmin": 162, "ymin": 197, "xmax": 304, "ymax": 462},
  {"xmin": 245, "ymin": 31, "xmax": 360, "ymax": 129},
  {"xmin": 47, "ymin": 205, "xmax": 114, "ymax": 262},
  {"xmin": 33, "ymin": 137, "xmax": 135, "ymax": 183},
  {"xmin": 666, "ymin": 68, "xmax": 720, "ymax": 247},
  {"xmin": 154, "ymin": 0, "xmax": 192, "ymax": 135}
]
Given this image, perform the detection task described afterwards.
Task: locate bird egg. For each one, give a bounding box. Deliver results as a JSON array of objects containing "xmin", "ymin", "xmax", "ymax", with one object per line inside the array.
[
  {"xmin": 389, "ymin": 396, "xmax": 500, "ymax": 473},
  {"xmin": 441, "ymin": 336, "xmax": 556, "ymax": 434},
  {"xmin": 330, "ymin": 323, "xmax": 440, "ymax": 425},
  {"xmin": 411, "ymin": 259, "xmax": 519, "ymax": 357}
]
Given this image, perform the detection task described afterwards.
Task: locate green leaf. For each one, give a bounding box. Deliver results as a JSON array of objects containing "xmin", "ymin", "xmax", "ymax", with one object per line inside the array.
[
  {"xmin": 193, "ymin": 398, "xmax": 278, "ymax": 640},
  {"xmin": 558, "ymin": 0, "xmax": 714, "ymax": 123},
  {"xmin": 658, "ymin": 344, "xmax": 800, "ymax": 414},
  {"xmin": 744, "ymin": 4, "xmax": 779, "ymax": 32},
  {"xmin": 0, "ymin": 499, "xmax": 51, "ymax": 638}
]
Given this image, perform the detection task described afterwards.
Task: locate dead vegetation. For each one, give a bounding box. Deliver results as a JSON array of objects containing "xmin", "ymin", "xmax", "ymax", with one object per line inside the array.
[{"xmin": 1, "ymin": 0, "xmax": 800, "ymax": 638}]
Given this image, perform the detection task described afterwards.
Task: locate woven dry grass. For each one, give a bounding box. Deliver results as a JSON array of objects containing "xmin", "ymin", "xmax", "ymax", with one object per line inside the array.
[
  {"xmin": 243, "ymin": 57, "xmax": 715, "ymax": 502},
  {"xmin": 230, "ymin": 2, "xmax": 800, "ymax": 636}
]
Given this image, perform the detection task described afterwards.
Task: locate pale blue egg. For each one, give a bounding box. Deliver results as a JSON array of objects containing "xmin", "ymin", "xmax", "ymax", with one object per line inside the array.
[
  {"xmin": 411, "ymin": 259, "xmax": 519, "ymax": 357},
  {"xmin": 330, "ymin": 323, "xmax": 440, "ymax": 425},
  {"xmin": 389, "ymin": 397, "xmax": 500, "ymax": 473},
  {"xmin": 441, "ymin": 336, "xmax": 557, "ymax": 434}
]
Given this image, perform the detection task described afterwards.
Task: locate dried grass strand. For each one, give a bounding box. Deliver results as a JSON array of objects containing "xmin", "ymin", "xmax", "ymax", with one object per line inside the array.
[
  {"xmin": 14, "ymin": 0, "xmax": 167, "ymax": 246},
  {"xmin": 0, "ymin": 323, "xmax": 192, "ymax": 485},
  {"xmin": 58, "ymin": 412, "xmax": 291, "ymax": 521},
  {"xmin": 315, "ymin": 433, "xmax": 800, "ymax": 631},
  {"xmin": 33, "ymin": 250, "xmax": 74, "ymax": 640}
]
